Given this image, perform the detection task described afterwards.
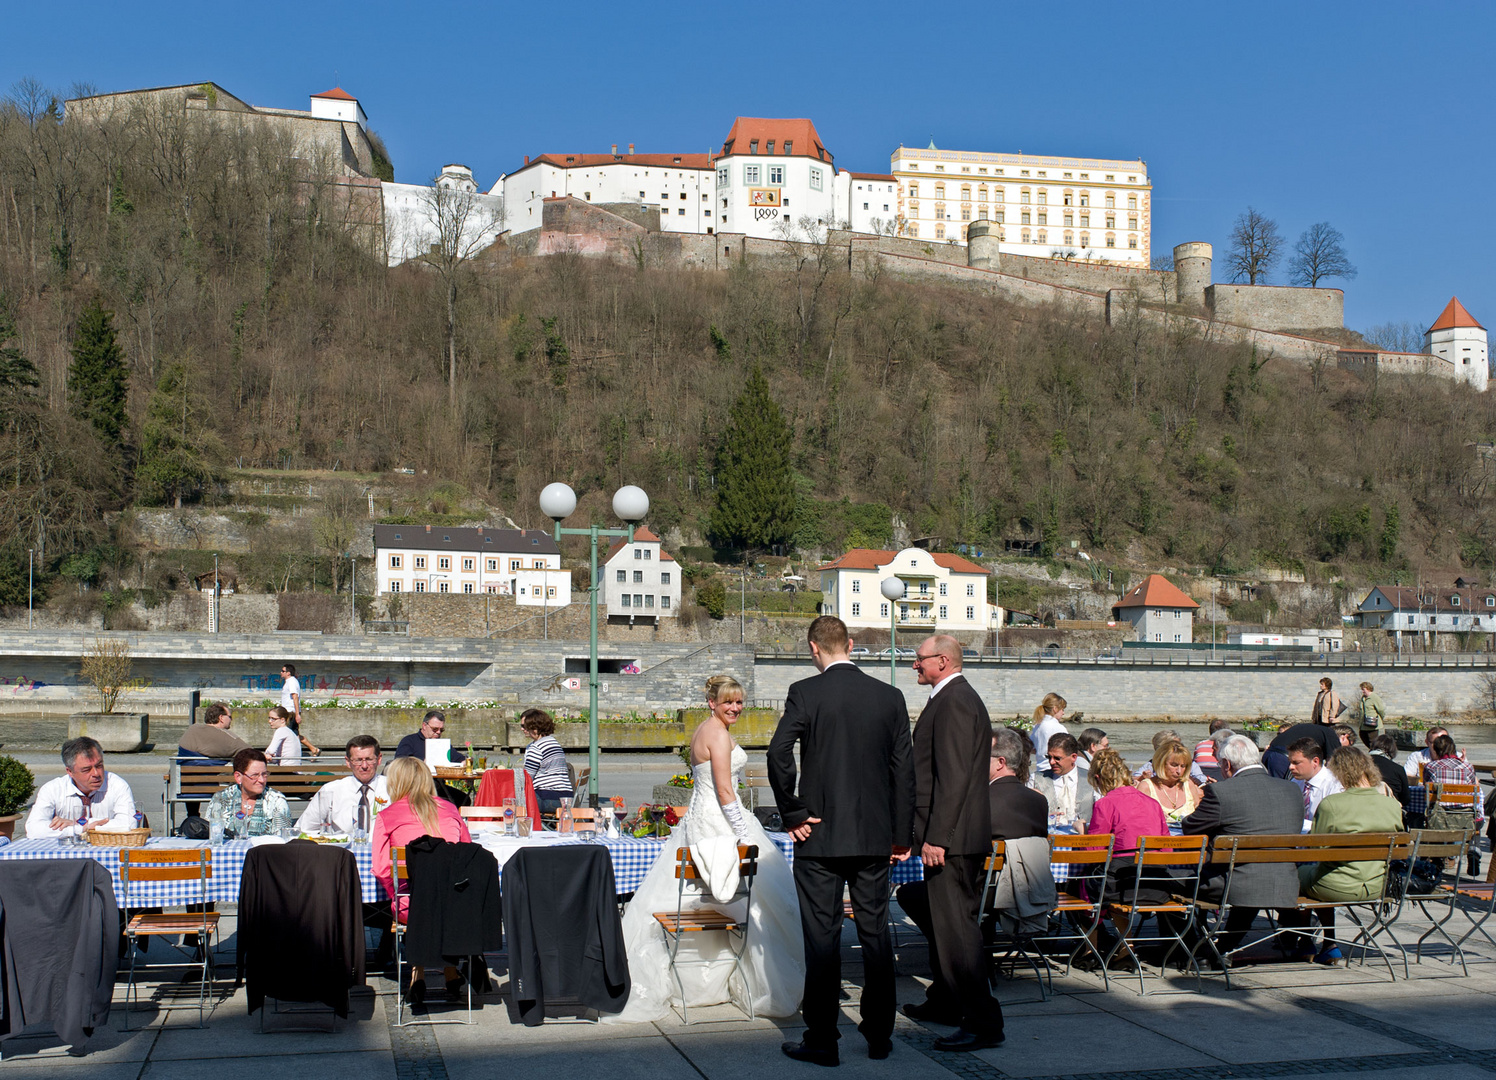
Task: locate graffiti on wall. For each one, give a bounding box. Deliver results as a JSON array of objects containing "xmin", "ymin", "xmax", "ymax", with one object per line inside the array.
[
  {"xmin": 0, "ymin": 676, "xmax": 48, "ymax": 694},
  {"xmin": 239, "ymin": 673, "xmax": 399, "ymax": 696}
]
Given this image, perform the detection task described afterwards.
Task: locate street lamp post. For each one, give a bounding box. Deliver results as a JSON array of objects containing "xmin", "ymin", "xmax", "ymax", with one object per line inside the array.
[
  {"xmin": 881, "ymin": 577, "xmax": 906, "ymax": 686},
  {"xmin": 540, "ymin": 482, "xmax": 648, "ymax": 807}
]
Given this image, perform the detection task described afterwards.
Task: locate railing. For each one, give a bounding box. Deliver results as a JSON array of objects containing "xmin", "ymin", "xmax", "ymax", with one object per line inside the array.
[{"xmin": 752, "ymin": 643, "xmax": 1496, "ymax": 667}]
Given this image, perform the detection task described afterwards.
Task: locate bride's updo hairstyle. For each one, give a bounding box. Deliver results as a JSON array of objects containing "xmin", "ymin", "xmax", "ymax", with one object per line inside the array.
[{"xmin": 705, "ymin": 675, "xmax": 744, "ymax": 704}]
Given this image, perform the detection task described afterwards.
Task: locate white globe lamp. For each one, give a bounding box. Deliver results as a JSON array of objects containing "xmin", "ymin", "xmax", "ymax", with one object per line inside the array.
[
  {"xmin": 539, "ymin": 482, "xmax": 577, "ymax": 522},
  {"xmin": 612, "ymin": 485, "xmax": 649, "ymax": 523}
]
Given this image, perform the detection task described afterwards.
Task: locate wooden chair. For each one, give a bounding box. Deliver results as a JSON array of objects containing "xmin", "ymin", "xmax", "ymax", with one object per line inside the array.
[
  {"xmin": 1041, "ymin": 833, "xmax": 1116, "ymax": 989},
  {"xmin": 652, "ymin": 844, "xmax": 758, "ymax": 1024},
  {"xmin": 1398, "ymin": 829, "xmax": 1477, "ymax": 973},
  {"xmin": 1103, "ymin": 834, "xmax": 1210, "ymax": 995},
  {"xmin": 391, "ymin": 846, "xmax": 475, "ymax": 1027},
  {"xmin": 119, "ymin": 848, "xmax": 219, "ymax": 1029},
  {"xmin": 980, "ymin": 840, "xmax": 1049, "ymax": 1000}
]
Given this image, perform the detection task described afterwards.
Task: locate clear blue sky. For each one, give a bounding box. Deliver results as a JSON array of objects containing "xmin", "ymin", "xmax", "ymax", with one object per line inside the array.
[{"xmin": 2, "ymin": 0, "xmax": 1488, "ymax": 332}]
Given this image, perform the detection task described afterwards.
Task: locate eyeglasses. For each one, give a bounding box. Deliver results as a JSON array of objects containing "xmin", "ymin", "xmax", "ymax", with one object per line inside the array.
[{"xmin": 912, "ymin": 653, "xmax": 939, "ymax": 664}]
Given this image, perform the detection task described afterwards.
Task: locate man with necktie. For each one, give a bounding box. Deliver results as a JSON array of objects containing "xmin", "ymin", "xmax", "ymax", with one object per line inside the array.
[{"xmin": 296, "ymin": 736, "xmax": 389, "ymax": 836}]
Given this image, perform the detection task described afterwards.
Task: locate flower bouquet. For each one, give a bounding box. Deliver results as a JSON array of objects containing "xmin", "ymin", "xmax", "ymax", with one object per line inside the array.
[{"xmin": 624, "ymin": 804, "xmax": 681, "ymax": 838}]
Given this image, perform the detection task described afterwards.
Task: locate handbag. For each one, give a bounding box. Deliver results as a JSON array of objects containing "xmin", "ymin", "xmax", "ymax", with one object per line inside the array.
[{"xmin": 1425, "ymin": 783, "xmax": 1478, "ymax": 835}]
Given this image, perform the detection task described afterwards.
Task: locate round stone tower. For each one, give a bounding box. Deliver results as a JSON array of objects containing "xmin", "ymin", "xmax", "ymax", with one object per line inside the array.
[
  {"xmin": 1173, "ymin": 242, "xmax": 1212, "ymax": 308},
  {"xmin": 967, "ymin": 219, "xmax": 1001, "ymax": 271}
]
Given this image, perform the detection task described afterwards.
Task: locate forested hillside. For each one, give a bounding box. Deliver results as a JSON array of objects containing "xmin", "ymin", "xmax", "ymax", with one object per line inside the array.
[{"xmin": 1, "ymin": 81, "xmax": 1494, "ymax": 606}]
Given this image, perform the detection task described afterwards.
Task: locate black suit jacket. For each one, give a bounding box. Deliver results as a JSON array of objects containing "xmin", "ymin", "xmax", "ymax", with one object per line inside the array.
[
  {"xmin": 913, "ymin": 675, "xmax": 993, "ymax": 857},
  {"xmin": 1181, "ymin": 765, "xmax": 1304, "ymax": 909},
  {"xmin": 767, "ymin": 661, "xmax": 915, "ymax": 858},
  {"xmin": 990, "ymin": 776, "xmax": 1048, "ymax": 841},
  {"xmin": 1372, "ymin": 754, "xmax": 1411, "ymax": 810}
]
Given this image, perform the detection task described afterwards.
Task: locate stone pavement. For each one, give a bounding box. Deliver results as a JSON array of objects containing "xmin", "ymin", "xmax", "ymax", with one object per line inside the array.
[{"xmin": 1, "ymin": 896, "xmax": 1494, "ymax": 1080}]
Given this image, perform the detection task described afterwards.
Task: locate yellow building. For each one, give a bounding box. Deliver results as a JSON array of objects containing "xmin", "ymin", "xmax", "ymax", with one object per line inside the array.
[{"xmin": 890, "ymin": 143, "xmax": 1150, "ymax": 266}]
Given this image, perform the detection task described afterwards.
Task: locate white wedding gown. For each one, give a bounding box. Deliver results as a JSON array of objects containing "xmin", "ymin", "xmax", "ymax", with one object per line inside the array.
[{"xmin": 610, "ymin": 745, "xmax": 805, "ymax": 1021}]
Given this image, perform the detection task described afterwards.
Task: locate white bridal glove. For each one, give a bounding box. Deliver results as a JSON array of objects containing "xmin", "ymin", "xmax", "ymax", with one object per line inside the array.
[{"xmin": 719, "ymin": 799, "xmax": 753, "ymax": 843}]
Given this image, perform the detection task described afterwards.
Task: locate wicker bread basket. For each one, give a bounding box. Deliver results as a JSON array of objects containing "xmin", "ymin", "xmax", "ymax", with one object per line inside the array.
[{"xmin": 86, "ymin": 827, "xmax": 151, "ymax": 848}]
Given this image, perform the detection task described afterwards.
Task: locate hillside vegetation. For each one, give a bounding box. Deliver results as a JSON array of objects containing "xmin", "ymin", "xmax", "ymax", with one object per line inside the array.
[{"xmin": 1, "ymin": 81, "xmax": 1495, "ymax": 611}]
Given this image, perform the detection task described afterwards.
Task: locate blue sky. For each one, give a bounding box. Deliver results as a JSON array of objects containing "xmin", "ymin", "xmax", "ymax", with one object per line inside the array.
[{"xmin": 2, "ymin": 0, "xmax": 1488, "ymax": 332}]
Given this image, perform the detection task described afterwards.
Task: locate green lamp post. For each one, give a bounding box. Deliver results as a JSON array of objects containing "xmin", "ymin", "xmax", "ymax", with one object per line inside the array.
[{"xmin": 539, "ymin": 482, "xmax": 649, "ymax": 807}]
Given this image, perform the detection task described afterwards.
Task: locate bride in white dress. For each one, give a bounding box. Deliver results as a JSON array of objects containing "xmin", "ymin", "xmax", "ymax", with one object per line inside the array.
[{"xmin": 611, "ymin": 675, "xmax": 804, "ymax": 1022}]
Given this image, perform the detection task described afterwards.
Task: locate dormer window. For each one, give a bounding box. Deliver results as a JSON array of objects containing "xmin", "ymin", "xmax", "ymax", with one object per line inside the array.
[
  {"xmin": 783, "ymin": 141, "xmax": 792, "ymax": 154},
  {"xmin": 766, "ymin": 140, "xmax": 774, "ymax": 153},
  {"xmin": 1451, "ymin": 595, "xmax": 1461, "ymax": 606}
]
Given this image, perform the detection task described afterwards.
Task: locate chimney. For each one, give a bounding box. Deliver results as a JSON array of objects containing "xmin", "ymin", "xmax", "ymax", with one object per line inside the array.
[
  {"xmin": 611, "ymin": 143, "xmax": 617, "ymax": 155},
  {"xmin": 425, "ymin": 524, "xmax": 431, "ymax": 533},
  {"xmin": 524, "ymin": 155, "xmax": 529, "ymax": 165},
  {"xmin": 476, "ymin": 525, "xmax": 483, "ymax": 535},
  {"xmin": 628, "ymin": 143, "xmax": 635, "ymax": 154}
]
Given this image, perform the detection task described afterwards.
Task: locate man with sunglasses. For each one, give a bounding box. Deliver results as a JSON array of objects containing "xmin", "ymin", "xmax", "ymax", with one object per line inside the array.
[{"xmin": 26, "ymin": 737, "xmax": 137, "ymax": 839}]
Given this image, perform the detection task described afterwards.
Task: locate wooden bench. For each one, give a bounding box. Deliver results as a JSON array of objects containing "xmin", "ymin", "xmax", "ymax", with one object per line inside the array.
[
  {"xmin": 164, "ymin": 761, "xmax": 349, "ymax": 832},
  {"xmin": 1199, "ymin": 832, "xmax": 1412, "ymax": 986}
]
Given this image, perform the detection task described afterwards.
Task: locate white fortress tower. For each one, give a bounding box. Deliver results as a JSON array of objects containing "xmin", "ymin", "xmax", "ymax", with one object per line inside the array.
[{"xmin": 1425, "ymin": 297, "xmax": 1489, "ymax": 392}]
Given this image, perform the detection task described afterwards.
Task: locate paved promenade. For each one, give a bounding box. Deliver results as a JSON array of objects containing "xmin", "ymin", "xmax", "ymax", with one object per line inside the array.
[{"xmin": 0, "ymin": 898, "xmax": 1491, "ymax": 1080}]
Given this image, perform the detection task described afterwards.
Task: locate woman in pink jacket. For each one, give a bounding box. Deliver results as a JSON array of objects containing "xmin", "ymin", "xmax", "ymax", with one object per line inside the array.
[
  {"xmin": 372, "ymin": 756, "xmax": 471, "ymax": 1003},
  {"xmin": 1082, "ymin": 750, "xmax": 1172, "ymax": 971}
]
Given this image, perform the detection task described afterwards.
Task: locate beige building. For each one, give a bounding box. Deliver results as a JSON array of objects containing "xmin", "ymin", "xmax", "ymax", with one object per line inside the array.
[{"xmin": 890, "ymin": 143, "xmax": 1151, "ymax": 265}]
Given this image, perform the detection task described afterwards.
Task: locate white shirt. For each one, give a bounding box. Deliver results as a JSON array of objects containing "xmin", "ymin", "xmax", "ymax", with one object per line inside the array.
[
  {"xmin": 1051, "ymin": 768, "xmax": 1079, "ymax": 817},
  {"xmin": 926, "ymin": 671, "xmax": 963, "ymax": 699},
  {"xmin": 1031, "ymin": 715, "xmax": 1068, "ymax": 757},
  {"xmin": 26, "ymin": 772, "xmax": 137, "ymax": 839},
  {"xmin": 1299, "ymin": 768, "xmax": 1344, "ymax": 832},
  {"xmin": 295, "ymin": 775, "xmax": 390, "ymax": 835},
  {"xmin": 280, "ymin": 675, "xmax": 301, "ymax": 714},
  {"xmin": 266, "ymin": 726, "xmax": 301, "ymax": 764}
]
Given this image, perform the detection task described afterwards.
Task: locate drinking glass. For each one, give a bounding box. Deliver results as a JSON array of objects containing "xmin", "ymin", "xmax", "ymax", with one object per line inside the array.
[
  {"xmin": 503, "ymin": 798, "xmax": 517, "ymax": 836},
  {"xmin": 209, "ymin": 821, "xmax": 225, "ymax": 846},
  {"xmin": 516, "ymin": 815, "xmax": 532, "ymax": 838}
]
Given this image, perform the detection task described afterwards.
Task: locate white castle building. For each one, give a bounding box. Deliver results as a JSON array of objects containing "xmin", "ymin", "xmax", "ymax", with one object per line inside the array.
[
  {"xmin": 382, "ymin": 164, "xmax": 506, "ymax": 266},
  {"xmin": 497, "ymin": 148, "xmax": 716, "ymax": 237},
  {"xmin": 1425, "ymin": 297, "xmax": 1489, "ymax": 392}
]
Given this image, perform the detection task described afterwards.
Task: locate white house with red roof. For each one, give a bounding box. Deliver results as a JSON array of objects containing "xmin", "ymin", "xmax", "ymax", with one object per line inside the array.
[
  {"xmin": 1425, "ymin": 297, "xmax": 1488, "ymax": 392},
  {"xmin": 817, "ymin": 548, "xmax": 993, "ymax": 634},
  {"xmin": 497, "ymin": 148, "xmax": 716, "ymax": 236},
  {"xmin": 715, "ymin": 118, "xmax": 843, "ymax": 239},
  {"xmin": 603, "ymin": 527, "xmax": 680, "ymax": 622},
  {"xmin": 373, "ymin": 524, "xmax": 568, "ymax": 605},
  {"xmin": 1112, "ymin": 574, "xmax": 1199, "ymax": 643},
  {"xmin": 844, "ymin": 173, "xmax": 899, "ymax": 236}
]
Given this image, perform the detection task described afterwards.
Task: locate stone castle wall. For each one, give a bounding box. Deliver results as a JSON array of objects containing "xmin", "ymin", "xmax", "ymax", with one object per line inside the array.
[{"xmin": 1206, "ymin": 283, "xmax": 1345, "ymax": 334}]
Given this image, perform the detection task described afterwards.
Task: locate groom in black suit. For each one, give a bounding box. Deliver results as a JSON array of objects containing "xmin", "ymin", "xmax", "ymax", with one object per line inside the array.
[
  {"xmin": 769, "ymin": 615, "xmax": 914, "ymax": 1067},
  {"xmin": 907, "ymin": 634, "xmax": 1003, "ymax": 1051}
]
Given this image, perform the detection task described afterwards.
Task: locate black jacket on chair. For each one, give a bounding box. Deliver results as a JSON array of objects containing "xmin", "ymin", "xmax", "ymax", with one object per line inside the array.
[
  {"xmin": 913, "ymin": 675, "xmax": 993, "ymax": 856},
  {"xmin": 501, "ymin": 845, "xmax": 629, "ymax": 1026},
  {"xmin": 405, "ymin": 836, "xmax": 503, "ymax": 969},
  {"xmin": 237, "ymin": 840, "xmax": 365, "ymax": 1017},
  {"xmin": 0, "ymin": 860, "xmax": 117, "ymax": 1046},
  {"xmin": 767, "ymin": 661, "xmax": 915, "ymax": 857}
]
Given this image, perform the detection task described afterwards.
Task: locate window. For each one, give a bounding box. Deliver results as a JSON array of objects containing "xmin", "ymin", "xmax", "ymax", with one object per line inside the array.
[
  {"xmin": 852, "ymin": 602, "xmax": 861, "ymax": 618},
  {"xmin": 1105, "ymin": 174, "xmax": 1114, "ymax": 181},
  {"xmin": 1128, "ymin": 194, "xmax": 1137, "ymax": 209},
  {"xmin": 749, "ymin": 139, "xmax": 758, "ymax": 154},
  {"xmin": 744, "ymin": 164, "xmax": 760, "ymax": 184},
  {"xmin": 438, "ymin": 557, "xmax": 451, "ymax": 570},
  {"xmin": 966, "ymin": 584, "xmax": 975, "ymax": 596},
  {"xmin": 1174, "ymin": 610, "xmax": 1182, "ymax": 619},
  {"xmin": 633, "ymin": 570, "xmax": 644, "ymax": 583},
  {"xmin": 634, "ymin": 594, "xmax": 643, "ymax": 608},
  {"xmin": 880, "ymin": 603, "xmax": 889, "ymax": 617},
  {"xmin": 939, "ymin": 605, "xmax": 948, "ymax": 619},
  {"xmin": 908, "ymin": 182, "xmax": 919, "ymax": 198},
  {"xmin": 462, "ymin": 558, "xmax": 474, "ymax": 571},
  {"xmin": 1064, "ymin": 213, "xmax": 1074, "ymax": 227},
  {"xmin": 390, "ymin": 581, "xmax": 402, "ymax": 593},
  {"xmin": 995, "ymin": 210, "xmax": 1004, "ymax": 223},
  {"xmin": 414, "ymin": 556, "xmax": 426, "ymax": 569},
  {"xmin": 1079, "ymin": 194, "xmax": 1089, "ymax": 207},
  {"xmin": 661, "ymin": 572, "xmax": 671, "ymax": 585},
  {"xmin": 1106, "ymin": 216, "xmax": 1116, "ymax": 229},
  {"xmin": 978, "ymin": 185, "xmax": 987, "ymax": 201},
  {"xmin": 1021, "ymin": 230, "xmax": 1030, "ymax": 243},
  {"xmin": 1488, "ymin": 596, "xmax": 1495, "ymax": 607},
  {"xmin": 852, "ymin": 580, "xmax": 861, "ymax": 593},
  {"xmin": 960, "ymin": 185, "xmax": 970, "ymax": 200},
  {"xmin": 533, "ymin": 559, "xmax": 544, "ymax": 569},
  {"xmin": 1064, "ymin": 231, "xmax": 1074, "ymax": 246},
  {"xmin": 388, "ymin": 555, "xmax": 402, "ymax": 569},
  {"xmin": 1020, "ymin": 190, "xmax": 1030, "ymax": 204},
  {"xmin": 645, "ymin": 595, "xmax": 654, "ymax": 608},
  {"xmin": 463, "ymin": 582, "xmax": 474, "ymax": 594},
  {"xmin": 1173, "ymin": 634, "xmax": 1182, "ymax": 643},
  {"xmin": 1080, "ymin": 214, "xmax": 1090, "ymax": 227},
  {"xmin": 1037, "ymin": 212, "xmax": 1047, "ymax": 226},
  {"xmin": 438, "ymin": 582, "xmax": 449, "ymax": 593},
  {"xmin": 769, "ymin": 165, "xmax": 784, "ymax": 185},
  {"xmin": 901, "ymin": 604, "xmax": 909, "ymax": 619},
  {"xmin": 717, "ymin": 167, "xmax": 728, "ymax": 187},
  {"xmin": 920, "ymin": 605, "xmax": 929, "ymax": 618},
  {"xmin": 1021, "ymin": 211, "xmax": 1031, "ymax": 225},
  {"xmin": 810, "ymin": 168, "xmax": 823, "ymax": 190},
  {"xmin": 1129, "ymin": 216, "xmax": 1138, "ymax": 230},
  {"xmin": 960, "ymin": 207, "xmax": 970, "ymax": 220},
  {"xmin": 510, "ymin": 559, "xmax": 521, "ymax": 571},
  {"xmin": 1452, "ymin": 595, "xmax": 1461, "ymax": 606},
  {"xmin": 766, "ymin": 140, "xmax": 774, "ymax": 153},
  {"xmin": 1105, "ymin": 195, "xmax": 1115, "ymax": 208},
  {"xmin": 1106, "ymin": 234, "xmax": 1115, "ymax": 247},
  {"xmin": 939, "ymin": 583, "xmax": 947, "ymax": 596},
  {"xmin": 1038, "ymin": 230, "xmax": 1047, "ymax": 243},
  {"xmin": 935, "ymin": 183, "xmax": 946, "ymax": 199},
  {"xmin": 487, "ymin": 559, "xmax": 497, "ymax": 571},
  {"xmin": 783, "ymin": 141, "xmax": 792, "ymax": 154},
  {"xmin": 1129, "ymin": 235, "xmax": 1138, "ymax": 248},
  {"xmin": 414, "ymin": 581, "xmax": 426, "ymax": 593},
  {"xmin": 966, "ymin": 606, "xmax": 976, "ymax": 620},
  {"xmin": 1038, "ymin": 190, "xmax": 1047, "ymax": 205},
  {"xmin": 994, "ymin": 189, "xmax": 1004, "ymax": 203},
  {"xmin": 621, "ymin": 594, "xmax": 631, "ymax": 608},
  {"xmin": 644, "ymin": 550, "xmax": 652, "ymax": 560},
  {"xmin": 634, "ymin": 549, "xmax": 642, "ymax": 560},
  {"xmin": 661, "ymin": 595, "xmax": 671, "ymax": 609},
  {"xmin": 616, "ymin": 569, "xmax": 626, "ymax": 582},
  {"xmin": 908, "ymin": 223, "xmax": 918, "ymax": 237}
]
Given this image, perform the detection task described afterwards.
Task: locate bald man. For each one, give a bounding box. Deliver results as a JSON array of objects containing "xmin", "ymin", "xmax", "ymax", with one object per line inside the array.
[{"xmin": 907, "ymin": 634, "xmax": 1003, "ymax": 1051}]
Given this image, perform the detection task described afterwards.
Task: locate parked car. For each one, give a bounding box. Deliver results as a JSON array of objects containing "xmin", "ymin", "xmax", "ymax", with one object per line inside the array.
[
  {"xmin": 962, "ymin": 648, "xmax": 980, "ymax": 658},
  {"xmin": 850, "ymin": 646, "xmax": 871, "ymax": 657}
]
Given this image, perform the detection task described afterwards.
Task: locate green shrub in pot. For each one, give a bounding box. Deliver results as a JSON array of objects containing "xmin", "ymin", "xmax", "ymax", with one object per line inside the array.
[{"xmin": 0, "ymin": 757, "xmax": 35, "ymax": 817}]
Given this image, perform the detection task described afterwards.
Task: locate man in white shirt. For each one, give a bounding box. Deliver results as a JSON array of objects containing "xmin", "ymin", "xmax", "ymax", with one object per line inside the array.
[
  {"xmin": 1287, "ymin": 737, "xmax": 1343, "ymax": 833},
  {"xmin": 280, "ymin": 662, "xmax": 320, "ymax": 757},
  {"xmin": 1403, "ymin": 726, "xmax": 1452, "ymax": 779},
  {"xmin": 26, "ymin": 737, "xmax": 137, "ymax": 839},
  {"xmin": 295, "ymin": 735, "xmax": 389, "ymax": 836},
  {"xmin": 1031, "ymin": 733, "xmax": 1095, "ymax": 826}
]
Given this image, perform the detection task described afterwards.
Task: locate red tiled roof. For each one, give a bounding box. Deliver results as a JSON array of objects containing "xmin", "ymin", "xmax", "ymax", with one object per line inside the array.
[
  {"xmin": 1360, "ymin": 586, "xmax": 1496, "ymax": 614},
  {"xmin": 518, "ymin": 152, "xmax": 714, "ymax": 172},
  {"xmin": 1113, "ymin": 574, "xmax": 1199, "ymax": 611},
  {"xmin": 312, "ymin": 87, "xmax": 358, "ymax": 101},
  {"xmin": 1428, "ymin": 297, "xmax": 1484, "ymax": 333},
  {"xmin": 815, "ymin": 549, "xmax": 988, "ymax": 575},
  {"xmin": 719, "ymin": 118, "xmax": 832, "ymax": 163},
  {"xmin": 849, "ymin": 172, "xmax": 896, "ymax": 182},
  {"xmin": 604, "ymin": 526, "xmax": 675, "ymax": 563}
]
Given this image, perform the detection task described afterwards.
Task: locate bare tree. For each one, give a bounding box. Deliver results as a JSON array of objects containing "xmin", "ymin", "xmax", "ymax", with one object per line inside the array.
[
  {"xmin": 1288, "ymin": 222, "xmax": 1357, "ymax": 287},
  {"xmin": 417, "ymin": 178, "xmax": 505, "ymax": 408},
  {"xmin": 1225, "ymin": 207, "xmax": 1282, "ymax": 284},
  {"xmin": 1364, "ymin": 321, "xmax": 1423, "ymax": 353}
]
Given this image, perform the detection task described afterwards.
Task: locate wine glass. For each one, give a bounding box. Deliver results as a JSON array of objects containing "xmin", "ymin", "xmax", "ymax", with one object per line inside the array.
[{"xmin": 613, "ymin": 802, "xmax": 628, "ymax": 834}]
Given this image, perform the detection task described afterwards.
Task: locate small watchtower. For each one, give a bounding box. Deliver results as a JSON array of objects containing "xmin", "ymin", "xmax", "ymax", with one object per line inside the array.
[{"xmin": 1425, "ymin": 297, "xmax": 1489, "ymax": 392}]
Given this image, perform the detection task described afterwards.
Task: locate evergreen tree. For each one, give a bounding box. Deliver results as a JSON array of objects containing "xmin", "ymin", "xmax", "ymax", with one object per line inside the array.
[
  {"xmin": 709, "ymin": 365, "xmax": 796, "ymax": 551},
  {"xmin": 0, "ymin": 293, "xmax": 39, "ymax": 403},
  {"xmin": 1379, "ymin": 503, "xmax": 1400, "ymax": 564},
  {"xmin": 136, "ymin": 362, "xmax": 220, "ymax": 508},
  {"xmin": 68, "ymin": 299, "xmax": 128, "ymax": 447}
]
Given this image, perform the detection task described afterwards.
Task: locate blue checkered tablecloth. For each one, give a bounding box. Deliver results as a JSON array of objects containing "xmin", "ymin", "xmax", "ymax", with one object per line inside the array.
[{"xmin": 1408, "ymin": 784, "xmax": 1426, "ymax": 816}]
